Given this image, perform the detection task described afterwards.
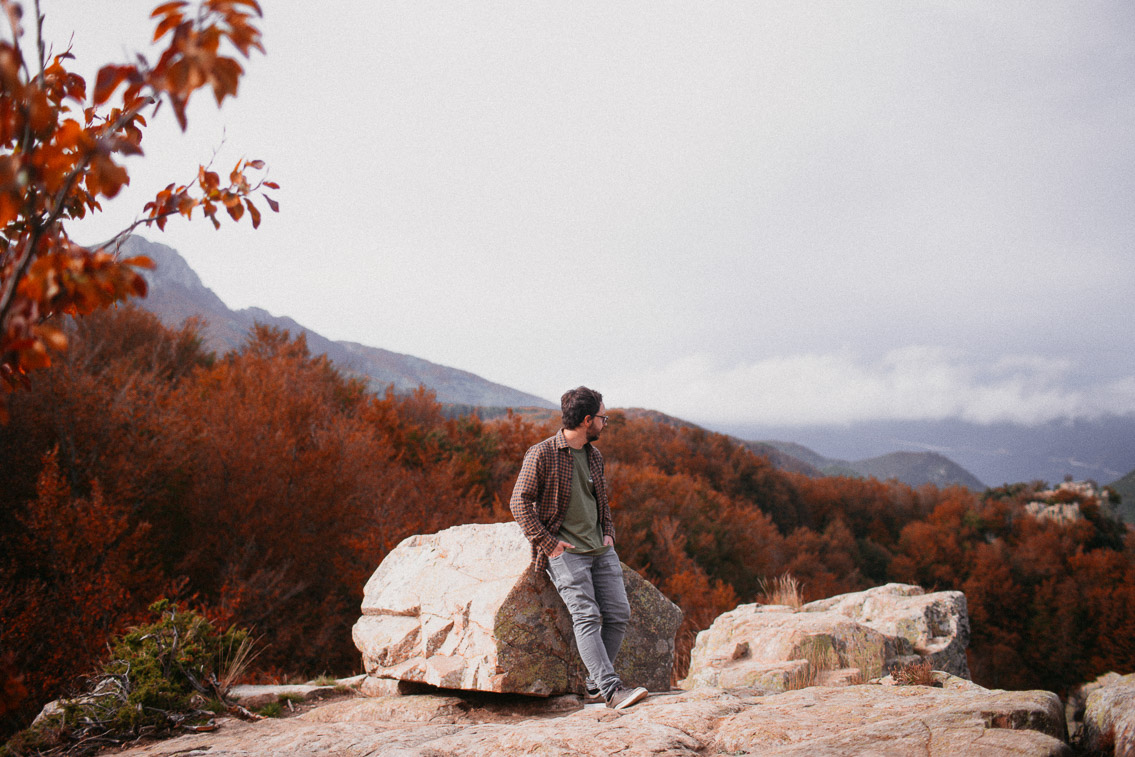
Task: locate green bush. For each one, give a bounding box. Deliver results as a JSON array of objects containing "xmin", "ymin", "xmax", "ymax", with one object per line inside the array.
[
  {"xmin": 2, "ymin": 600, "xmax": 253, "ymax": 756},
  {"xmin": 256, "ymin": 701, "xmax": 283, "ymax": 718}
]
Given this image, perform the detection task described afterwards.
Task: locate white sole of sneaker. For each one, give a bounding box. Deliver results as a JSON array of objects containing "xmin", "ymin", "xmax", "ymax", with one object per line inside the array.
[{"xmin": 613, "ymin": 687, "xmax": 648, "ymax": 709}]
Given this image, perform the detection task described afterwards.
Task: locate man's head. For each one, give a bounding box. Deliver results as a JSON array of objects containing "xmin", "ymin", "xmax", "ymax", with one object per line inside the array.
[{"xmin": 561, "ymin": 386, "xmax": 606, "ymax": 440}]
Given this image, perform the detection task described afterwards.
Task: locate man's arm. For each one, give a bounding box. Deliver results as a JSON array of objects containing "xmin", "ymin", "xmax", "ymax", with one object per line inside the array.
[
  {"xmin": 509, "ymin": 445, "xmax": 561, "ymax": 557},
  {"xmin": 593, "ymin": 447, "xmax": 616, "ymax": 545}
]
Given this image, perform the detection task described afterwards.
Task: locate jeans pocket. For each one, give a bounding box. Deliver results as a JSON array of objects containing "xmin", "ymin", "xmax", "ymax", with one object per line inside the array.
[{"xmin": 546, "ymin": 554, "xmax": 565, "ymax": 587}]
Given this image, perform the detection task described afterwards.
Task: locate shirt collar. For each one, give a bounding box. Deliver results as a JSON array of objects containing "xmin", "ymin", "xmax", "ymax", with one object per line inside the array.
[{"xmin": 555, "ymin": 428, "xmax": 590, "ymax": 453}]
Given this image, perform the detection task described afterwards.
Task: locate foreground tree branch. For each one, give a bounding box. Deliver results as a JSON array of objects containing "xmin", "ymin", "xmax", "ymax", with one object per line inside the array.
[{"xmin": 0, "ymin": 0, "xmax": 278, "ymax": 417}]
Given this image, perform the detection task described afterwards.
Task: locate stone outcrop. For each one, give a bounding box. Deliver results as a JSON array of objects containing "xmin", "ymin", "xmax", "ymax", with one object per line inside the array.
[
  {"xmin": 352, "ymin": 522, "xmax": 682, "ymax": 696},
  {"xmin": 227, "ymin": 681, "xmax": 356, "ymax": 710},
  {"xmin": 1080, "ymin": 671, "xmax": 1135, "ymax": 756},
  {"xmin": 107, "ymin": 681, "xmax": 1070, "ymax": 756},
  {"xmin": 1066, "ymin": 670, "xmax": 1121, "ymax": 740},
  {"xmin": 681, "ymin": 583, "xmax": 970, "ymax": 691},
  {"xmin": 804, "ymin": 583, "xmax": 971, "ymax": 677}
]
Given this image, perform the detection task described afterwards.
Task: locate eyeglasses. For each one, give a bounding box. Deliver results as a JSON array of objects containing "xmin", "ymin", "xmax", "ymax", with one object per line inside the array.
[{"xmin": 595, "ymin": 415, "xmax": 609, "ymax": 424}]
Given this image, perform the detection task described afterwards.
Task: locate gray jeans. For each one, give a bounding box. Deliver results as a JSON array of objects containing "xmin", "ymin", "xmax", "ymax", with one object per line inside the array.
[{"xmin": 545, "ymin": 549, "xmax": 631, "ymax": 698}]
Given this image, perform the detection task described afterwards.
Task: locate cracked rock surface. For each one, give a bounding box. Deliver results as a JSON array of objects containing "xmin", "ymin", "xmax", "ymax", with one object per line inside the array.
[{"xmin": 109, "ymin": 683, "xmax": 1070, "ymax": 756}]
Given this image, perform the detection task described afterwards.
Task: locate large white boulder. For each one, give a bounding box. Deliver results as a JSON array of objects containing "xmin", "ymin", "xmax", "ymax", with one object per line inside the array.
[
  {"xmin": 352, "ymin": 522, "xmax": 682, "ymax": 696},
  {"xmin": 803, "ymin": 583, "xmax": 971, "ymax": 678},
  {"xmin": 681, "ymin": 583, "xmax": 971, "ymax": 691}
]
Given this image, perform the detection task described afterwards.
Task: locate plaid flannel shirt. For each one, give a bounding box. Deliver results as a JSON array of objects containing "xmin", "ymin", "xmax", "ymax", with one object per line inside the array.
[{"xmin": 509, "ymin": 429, "xmax": 615, "ymax": 573}]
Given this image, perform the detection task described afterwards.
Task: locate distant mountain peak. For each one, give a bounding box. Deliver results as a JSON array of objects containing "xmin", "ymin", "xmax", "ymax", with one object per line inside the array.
[
  {"xmin": 136, "ymin": 238, "xmax": 204, "ymax": 290},
  {"xmin": 762, "ymin": 440, "xmax": 986, "ymax": 490},
  {"xmin": 853, "ymin": 451, "xmax": 986, "ymax": 490},
  {"xmin": 123, "ymin": 235, "xmax": 556, "ymax": 410}
]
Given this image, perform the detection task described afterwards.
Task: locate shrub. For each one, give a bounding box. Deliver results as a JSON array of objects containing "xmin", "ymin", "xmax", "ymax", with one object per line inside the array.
[
  {"xmin": 256, "ymin": 701, "xmax": 283, "ymax": 719},
  {"xmin": 893, "ymin": 658, "xmax": 936, "ymax": 687},
  {"xmin": 1, "ymin": 600, "xmax": 254, "ymax": 756}
]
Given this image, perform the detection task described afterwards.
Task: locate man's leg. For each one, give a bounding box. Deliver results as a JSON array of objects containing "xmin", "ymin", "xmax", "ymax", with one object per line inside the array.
[
  {"xmin": 581, "ymin": 550, "xmax": 631, "ymax": 698},
  {"xmin": 546, "ymin": 553, "xmax": 620, "ymax": 697},
  {"xmin": 588, "ymin": 550, "xmax": 647, "ymax": 709},
  {"xmin": 591, "ymin": 548, "xmax": 631, "ymax": 671}
]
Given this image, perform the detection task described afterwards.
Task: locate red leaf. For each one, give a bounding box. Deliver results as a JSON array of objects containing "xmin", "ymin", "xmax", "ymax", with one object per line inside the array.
[
  {"xmin": 93, "ymin": 65, "xmax": 135, "ymax": 106},
  {"xmin": 230, "ymin": 0, "xmax": 263, "ymax": 15},
  {"xmin": 152, "ymin": 11, "xmax": 184, "ymax": 43},
  {"xmin": 121, "ymin": 255, "xmax": 155, "ymax": 270},
  {"xmin": 150, "ymin": 1, "xmax": 188, "ymax": 18},
  {"xmin": 245, "ymin": 198, "xmax": 261, "ymax": 228},
  {"xmin": 225, "ymin": 198, "xmax": 244, "ymax": 222},
  {"xmin": 263, "ymin": 194, "xmax": 278, "ymax": 213}
]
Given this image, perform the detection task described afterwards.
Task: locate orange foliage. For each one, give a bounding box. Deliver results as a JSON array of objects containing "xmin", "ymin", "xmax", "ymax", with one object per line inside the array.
[
  {"xmin": 780, "ymin": 519, "xmax": 863, "ymax": 601},
  {"xmin": 891, "ymin": 481, "xmax": 1135, "ymax": 693},
  {"xmin": 0, "ymin": 449, "xmax": 154, "ymax": 722},
  {"xmin": 0, "ymin": 0, "xmax": 276, "ymax": 407},
  {"xmin": 3, "ymin": 308, "xmax": 1135, "ymax": 733},
  {"xmin": 0, "ymin": 653, "xmax": 26, "ymax": 724},
  {"xmin": 607, "ymin": 462, "xmax": 787, "ymax": 601},
  {"xmin": 599, "ymin": 412, "xmax": 806, "ymax": 532}
]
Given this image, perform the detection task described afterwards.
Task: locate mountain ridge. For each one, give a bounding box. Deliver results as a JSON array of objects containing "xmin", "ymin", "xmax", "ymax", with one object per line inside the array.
[
  {"xmin": 712, "ymin": 416, "xmax": 1135, "ymax": 495},
  {"xmin": 1109, "ymin": 467, "xmax": 1135, "ymax": 524},
  {"xmin": 621, "ymin": 408, "xmax": 985, "ymax": 489},
  {"xmin": 761, "ymin": 442, "xmax": 987, "ymax": 490},
  {"xmin": 126, "ymin": 235, "xmax": 557, "ymax": 410},
  {"xmin": 125, "ymin": 235, "xmax": 1129, "ymax": 496}
]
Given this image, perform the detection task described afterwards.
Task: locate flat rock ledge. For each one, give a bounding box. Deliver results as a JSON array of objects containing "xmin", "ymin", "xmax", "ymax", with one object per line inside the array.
[
  {"xmin": 682, "ymin": 583, "xmax": 971, "ymax": 692},
  {"xmin": 352, "ymin": 522, "xmax": 682, "ymax": 696},
  {"xmin": 227, "ymin": 679, "xmax": 362, "ymax": 710},
  {"xmin": 107, "ymin": 681, "xmax": 1070, "ymax": 756}
]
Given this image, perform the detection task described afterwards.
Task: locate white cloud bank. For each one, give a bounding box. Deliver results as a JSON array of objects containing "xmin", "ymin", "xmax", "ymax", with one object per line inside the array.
[{"xmin": 606, "ymin": 347, "xmax": 1135, "ymax": 427}]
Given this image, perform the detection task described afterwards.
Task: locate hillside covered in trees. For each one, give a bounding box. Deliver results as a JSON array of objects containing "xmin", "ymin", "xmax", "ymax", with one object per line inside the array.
[{"xmin": 2, "ymin": 307, "xmax": 1133, "ymax": 738}]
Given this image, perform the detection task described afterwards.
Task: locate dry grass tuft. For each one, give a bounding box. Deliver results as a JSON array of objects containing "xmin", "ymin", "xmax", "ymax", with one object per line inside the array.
[
  {"xmin": 892, "ymin": 658, "xmax": 935, "ymax": 687},
  {"xmin": 217, "ymin": 633, "xmax": 263, "ymax": 694},
  {"xmin": 758, "ymin": 573, "xmax": 803, "ymax": 610}
]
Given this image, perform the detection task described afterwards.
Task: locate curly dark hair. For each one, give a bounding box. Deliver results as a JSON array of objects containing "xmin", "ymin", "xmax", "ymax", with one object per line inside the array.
[{"xmin": 561, "ymin": 386, "xmax": 603, "ymax": 430}]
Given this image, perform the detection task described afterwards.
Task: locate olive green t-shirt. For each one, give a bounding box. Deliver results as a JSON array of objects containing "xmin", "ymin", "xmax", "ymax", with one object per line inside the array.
[{"xmin": 556, "ymin": 446, "xmax": 610, "ymax": 556}]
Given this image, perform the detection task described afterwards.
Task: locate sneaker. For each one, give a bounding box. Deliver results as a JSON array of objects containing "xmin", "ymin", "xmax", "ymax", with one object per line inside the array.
[
  {"xmin": 584, "ymin": 684, "xmax": 603, "ymax": 701},
  {"xmin": 605, "ymin": 684, "xmax": 648, "ymax": 710}
]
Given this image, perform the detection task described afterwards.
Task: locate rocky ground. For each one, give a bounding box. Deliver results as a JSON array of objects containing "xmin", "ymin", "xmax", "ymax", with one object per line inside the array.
[
  {"xmin": 53, "ymin": 531, "xmax": 1135, "ymax": 756},
  {"xmin": 106, "ymin": 676, "xmax": 1073, "ymax": 757}
]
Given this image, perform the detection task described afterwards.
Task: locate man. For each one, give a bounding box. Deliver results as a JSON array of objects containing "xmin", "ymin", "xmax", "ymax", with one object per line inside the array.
[{"xmin": 510, "ymin": 386, "xmax": 649, "ymax": 710}]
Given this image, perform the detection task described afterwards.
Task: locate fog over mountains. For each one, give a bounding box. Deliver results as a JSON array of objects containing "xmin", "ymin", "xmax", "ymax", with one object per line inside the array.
[
  {"xmin": 126, "ymin": 236, "xmax": 1134, "ymax": 493},
  {"xmin": 714, "ymin": 417, "xmax": 1135, "ymax": 492}
]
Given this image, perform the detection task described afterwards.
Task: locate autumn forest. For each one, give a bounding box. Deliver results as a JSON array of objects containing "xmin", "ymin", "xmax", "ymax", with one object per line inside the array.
[{"xmin": 2, "ymin": 305, "xmax": 1134, "ymax": 737}]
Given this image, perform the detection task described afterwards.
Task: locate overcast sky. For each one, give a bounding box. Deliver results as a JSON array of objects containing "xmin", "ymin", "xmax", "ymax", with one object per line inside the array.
[{"xmin": 44, "ymin": 2, "xmax": 1135, "ymax": 427}]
